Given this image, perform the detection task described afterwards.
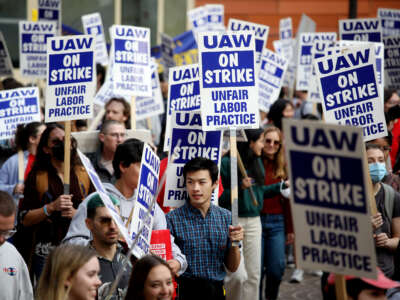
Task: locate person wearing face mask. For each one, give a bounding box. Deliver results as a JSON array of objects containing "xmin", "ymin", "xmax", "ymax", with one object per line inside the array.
[
  {"xmin": 367, "ymin": 143, "xmax": 400, "ymax": 279},
  {"xmin": 18, "ymin": 123, "xmax": 94, "ymax": 281}
]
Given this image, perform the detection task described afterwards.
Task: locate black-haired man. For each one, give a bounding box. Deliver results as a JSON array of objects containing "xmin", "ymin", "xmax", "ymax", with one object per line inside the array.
[{"xmin": 166, "ymin": 157, "xmax": 243, "ymax": 300}]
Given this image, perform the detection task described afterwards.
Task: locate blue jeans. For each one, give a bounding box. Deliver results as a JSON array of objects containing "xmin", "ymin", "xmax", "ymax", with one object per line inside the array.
[{"xmin": 260, "ymin": 214, "xmax": 286, "ymax": 300}]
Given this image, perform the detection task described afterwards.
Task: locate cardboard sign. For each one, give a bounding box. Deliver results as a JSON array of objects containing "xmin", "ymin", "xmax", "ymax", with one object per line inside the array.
[
  {"xmin": 314, "ymin": 46, "xmax": 387, "ymax": 141},
  {"xmin": 227, "ymin": 19, "xmax": 269, "ymax": 65},
  {"xmin": 0, "ymin": 87, "xmax": 41, "ymax": 140},
  {"xmin": 283, "ymin": 119, "xmax": 377, "ymax": 278},
  {"xmin": 129, "ymin": 144, "xmax": 159, "ymax": 258},
  {"xmin": 78, "ymin": 149, "xmax": 132, "ymax": 247},
  {"xmin": 136, "ymin": 58, "xmax": 164, "ymax": 121},
  {"xmin": 274, "ymin": 39, "xmax": 296, "ymax": 88},
  {"xmin": 82, "ymin": 12, "xmax": 108, "ymax": 66},
  {"xmin": 0, "ymin": 32, "xmax": 13, "ymax": 76},
  {"xmin": 110, "ymin": 25, "xmax": 152, "ymax": 97},
  {"xmin": 164, "ymin": 111, "xmax": 222, "ymax": 207},
  {"xmin": 297, "ymin": 33, "xmax": 337, "ymax": 91},
  {"xmin": 258, "ymin": 49, "xmax": 288, "ymax": 111},
  {"xmin": 378, "ymin": 8, "xmax": 400, "ymax": 37},
  {"xmin": 160, "ymin": 33, "xmax": 175, "ymax": 81},
  {"xmin": 19, "ymin": 21, "xmax": 56, "ymax": 78},
  {"xmin": 150, "ymin": 229, "xmax": 172, "ymax": 260},
  {"xmin": 163, "ymin": 64, "xmax": 200, "ymax": 151},
  {"xmin": 383, "ymin": 36, "xmax": 400, "ymax": 90},
  {"xmin": 337, "ymin": 41, "xmax": 384, "ymax": 102},
  {"xmin": 198, "ymin": 31, "xmax": 259, "ymax": 131},
  {"xmin": 280, "ymin": 17, "xmax": 293, "ymax": 40},
  {"xmin": 297, "ymin": 14, "xmax": 317, "ymax": 37},
  {"xmin": 45, "ymin": 35, "xmax": 95, "ymax": 122},
  {"xmin": 38, "ymin": 0, "xmax": 61, "ymax": 35},
  {"xmin": 187, "ymin": 6, "xmax": 208, "ymax": 33},
  {"xmin": 339, "ymin": 18, "xmax": 382, "ymax": 42},
  {"xmin": 205, "ymin": 4, "xmax": 225, "ymax": 31}
]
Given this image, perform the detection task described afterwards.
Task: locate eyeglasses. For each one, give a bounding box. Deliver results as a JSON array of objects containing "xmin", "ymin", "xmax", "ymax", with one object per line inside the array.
[
  {"xmin": 106, "ymin": 133, "xmax": 127, "ymax": 139},
  {"xmin": 265, "ymin": 138, "xmax": 281, "ymax": 146},
  {"xmin": 0, "ymin": 228, "xmax": 16, "ymax": 239}
]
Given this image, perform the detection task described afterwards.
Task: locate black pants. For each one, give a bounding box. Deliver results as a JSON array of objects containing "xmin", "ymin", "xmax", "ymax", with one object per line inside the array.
[{"xmin": 177, "ymin": 276, "xmax": 225, "ymax": 300}]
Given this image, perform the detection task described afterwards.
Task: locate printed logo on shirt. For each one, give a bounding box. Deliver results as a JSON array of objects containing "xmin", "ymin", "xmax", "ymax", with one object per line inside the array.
[{"xmin": 3, "ymin": 267, "xmax": 17, "ymax": 276}]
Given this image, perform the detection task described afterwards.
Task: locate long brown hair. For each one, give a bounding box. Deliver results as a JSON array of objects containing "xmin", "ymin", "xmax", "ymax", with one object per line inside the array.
[{"xmin": 263, "ymin": 126, "xmax": 286, "ymax": 179}]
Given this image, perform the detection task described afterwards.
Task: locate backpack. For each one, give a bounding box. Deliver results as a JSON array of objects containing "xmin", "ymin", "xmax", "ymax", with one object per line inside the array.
[{"xmin": 381, "ymin": 183, "xmax": 395, "ymax": 220}]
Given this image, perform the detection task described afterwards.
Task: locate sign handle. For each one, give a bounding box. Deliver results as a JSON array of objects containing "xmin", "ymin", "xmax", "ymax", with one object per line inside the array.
[
  {"xmin": 146, "ymin": 117, "xmax": 152, "ymax": 131},
  {"xmin": 63, "ymin": 121, "xmax": 71, "ymax": 195},
  {"xmin": 131, "ymin": 96, "xmax": 136, "ymax": 130},
  {"xmin": 361, "ymin": 145, "xmax": 378, "ymax": 215},
  {"xmin": 230, "ymin": 129, "xmax": 239, "ymax": 246},
  {"xmin": 237, "ymin": 152, "xmax": 258, "ymax": 207},
  {"xmin": 17, "ymin": 149, "xmax": 24, "ymax": 183},
  {"xmin": 335, "ymin": 274, "xmax": 348, "ymax": 300},
  {"xmin": 88, "ymin": 107, "xmax": 105, "ymax": 131}
]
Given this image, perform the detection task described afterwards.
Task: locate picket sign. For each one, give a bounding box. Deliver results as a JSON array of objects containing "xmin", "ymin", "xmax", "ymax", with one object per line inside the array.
[
  {"xmin": 377, "ymin": 8, "xmax": 400, "ymax": 38},
  {"xmin": 383, "ymin": 36, "xmax": 400, "ymax": 90},
  {"xmin": 37, "ymin": 0, "xmax": 62, "ymax": 35},
  {"xmin": 280, "ymin": 17, "xmax": 293, "ymax": 40},
  {"xmin": 339, "ymin": 18, "xmax": 382, "ymax": 42},
  {"xmin": 0, "ymin": 32, "xmax": 13, "ymax": 76},
  {"xmin": 82, "ymin": 12, "xmax": 108, "ymax": 66}
]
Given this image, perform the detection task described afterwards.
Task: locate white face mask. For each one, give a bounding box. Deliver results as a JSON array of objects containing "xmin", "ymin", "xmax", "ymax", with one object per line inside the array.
[{"xmin": 280, "ymin": 181, "xmax": 291, "ymax": 198}]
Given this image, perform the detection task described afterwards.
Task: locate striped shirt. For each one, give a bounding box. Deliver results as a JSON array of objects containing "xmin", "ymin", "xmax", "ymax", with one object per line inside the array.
[{"xmin": 166, "ymin": 202, "xmax": 232, "ymax": 281}]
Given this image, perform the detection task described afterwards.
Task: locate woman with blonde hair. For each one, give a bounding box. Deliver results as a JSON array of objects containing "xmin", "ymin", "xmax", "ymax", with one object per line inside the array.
[
  {"xmin": 36, "ymin": 244, "xmax": 101, "ymax": 300},
  {"xmin": 260, "ymin": 126, "xmax": 293, "ymax": 300}
]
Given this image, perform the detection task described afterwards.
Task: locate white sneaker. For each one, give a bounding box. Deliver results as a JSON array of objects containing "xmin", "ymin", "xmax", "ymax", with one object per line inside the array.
[
  {"xmin": 290, "ymin": 269, "xmax": 304, "ymax": 283},
  {"xmin": 310, "ymin": 270, "xmax": 323, "ymax": 277}
]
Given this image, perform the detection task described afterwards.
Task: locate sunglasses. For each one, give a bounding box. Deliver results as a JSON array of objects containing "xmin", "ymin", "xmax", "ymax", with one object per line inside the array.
[
  {"xmin": 0, "ymin": 228, "xmax": 16, "ymax": 240},
  {"xmin": 265, "ymin": 138, "xmax": 281, "ymax": 146}
]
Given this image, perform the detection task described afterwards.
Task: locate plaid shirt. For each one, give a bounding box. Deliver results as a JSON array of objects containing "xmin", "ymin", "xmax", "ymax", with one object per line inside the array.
[{"xmin": 166, "ymin": 202, "xmax": 232, "ymax": 281}]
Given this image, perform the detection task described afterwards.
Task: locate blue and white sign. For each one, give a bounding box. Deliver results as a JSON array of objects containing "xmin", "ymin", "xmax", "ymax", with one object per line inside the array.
[
  {"xmin": 0, "ymin": 32, "xmax": 13, "ymax": 76},
  {"xmin": 283, "ymin": 119, "xmax": 377, "ymax": 278},
  {"xmin": 383, "ymin": 36, "xmax": 400, "ymax": 90},
  {"xmin": 274, "ymin": 38, "xmax": 296, "ymax": 88},
  {"xmin": 187, "ymin": 6, "xmax": 208, "ymax": 34},
  {"xmin": 78, "ymin": 149, "xmax": 133, "ymax": 247},
  {"xmin": 0, "ymin": 87, "xmax": 41, "ymax": 140},
  {"xmin": 163, "ymin": 64, "xmax": 200, "ymax": 151},
  {"xmin": 280, "ymin": 17, "xmax": 293, "ymax": 40},
  {"xmin": 160, "ymin": 33, "xmax": 175, "ymax": 81},
  {"xmin": 378, "ymin": 8, "xmax": 400, "ymax": 37},
  {"xmin": 38, "ymin": 0, "xmax": 61, "ymax": 35},
  {"xmin": 136, "ymin": 58, "xmax": 164, "ymax": 121},
  {"xmin": 258, "ymin": 49, "xmax": 288, "ymax": 112},
  {"xmin": 82, "ymin": 12, "xmax": 108, "ymax": 66},
  {"xmin": 337, "ymin": 41, "xmax": 384, "ymax": 103},
  {"xmin": 110, "ymin": 25, "xmax": 152, "ymax": 97},
  {"xmin": 19, "ymin": 21, "xmax": 56, "ymax": 78},
  {"xmin": 297, "ymin": 32, "xmax": 337, "ymax": 91},
  {"xmin": 45, "ymin": 35, "xmax": 95, "ymax": 122},
  {"xmin": 206, "ymin": 4, "xmax": 225, "ymax": 31},
  {"xmin": 339, "ymin": 18, "xmax": 382, "ymax": 42},
  {"xmin": 198, "ymin": 31, "xmax": 259, "ymax": 131},
  {"xmin": 228, "ymin": 19, "xmax": 269, "ymax": 65},
  {"xmin": 314, "ymin": 46, "xmax": 387, "ymax": 141},
  {"xmin": 129, "ymin": 143, "xmax": 159, "ymax": 258},
  {"xmin": 164, "ymin": 111, "xmax": 222, "ymax": 207}
]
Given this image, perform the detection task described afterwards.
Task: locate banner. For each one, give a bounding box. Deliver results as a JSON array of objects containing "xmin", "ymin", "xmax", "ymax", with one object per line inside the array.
[
  {"xmin": 0, "ymin": 32, "xmax": 13, "ymax": 76},
  {"xmin": 19, "ymin": 21, "xmax": 56, "ymax": 78},
  {"xmin": 82, "ymin": 12, "xmax": 108, "ymax": 66},
  {"xmin": 314, "ymin": 46, "xmax": 387, "ymax": 141},
  {"xmin": 296, "ymin": 32, "xmax": 337, "ymax": 91},
  {"xmin": 45, "ymin": 35, "xmax": 95, "ymax": 122},
  {"xmin": 339, "ymin": 18, "xmax": 382, "ymax": 42},
  {"xmin": 258, "ymin": 49, "xmax": 288, "ymax": 111},
  {"xmin": 198, "ymin": 31, "xmax": 259, "ymax": 131},
  {"xmin": 38, "ymin": 0, "xmax": 61, "ymax": 35},
  {"xmin": 283, "ymin": 119, "xmax": 377, "ymax": 278},
  {"xmin": 129, "ymin": 143, "xmax": 159, "ymax": 258},
  {"xmin": 383, "ymin": 36, "xmax": 400, "ymax": 90},
  {"xmin": 110, "ymin": 25, "xmax": 152, "ymax": 97},
  {"xmin": 378, "ymin": 8, "xmax": 400, "ymax": 37},
  {"xmin": 163, "ymin": 64, "xmax": 200, "ymax": 151},
  {"xmin": 0, "ymin": 87, "xmax": 41, "ymax": 140},
  {"xmin": 136, "ymin": 58, "xmax": 164, "ymax": 121},
  {"xmin": 164, "ymin": 111, "xmax": 222, "ymax": 207},
  {"xmin": 228, "ymin": 19, "xmax": 269, "ymax": 65}
]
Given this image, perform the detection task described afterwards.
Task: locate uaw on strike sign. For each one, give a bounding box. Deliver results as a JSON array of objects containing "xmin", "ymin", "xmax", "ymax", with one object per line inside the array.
[
  {"xmin": 314, "ymin": 46, "xmax": 387, "ymax": 142},
  {"xmin": 283, "ymin": 119, "xmax": 377, "ymax": 278},
  {"xmin": 45, "ymin": 35, "xmax": 95, "ymax": 122},
  {"xmin": 198, "ymin": 31, "xmax": 258, "ymax": 131}
]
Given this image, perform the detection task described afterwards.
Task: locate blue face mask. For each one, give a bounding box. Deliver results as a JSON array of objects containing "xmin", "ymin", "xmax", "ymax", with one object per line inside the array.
[{"xmin": 369, "ymin": 163, "xmax": 387, "ymax": 183}]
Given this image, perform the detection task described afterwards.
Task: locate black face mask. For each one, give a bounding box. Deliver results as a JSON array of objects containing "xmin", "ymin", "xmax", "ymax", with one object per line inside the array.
[{"xmin": 51, "ymin": 140, "xmax": 64, "ymax": 161}]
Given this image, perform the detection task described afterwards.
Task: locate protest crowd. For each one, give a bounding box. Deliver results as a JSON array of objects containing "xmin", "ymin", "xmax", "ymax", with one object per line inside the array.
[{"xmin": 1, "ymin": 1, "xmax": 400, "ymax": 300}]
